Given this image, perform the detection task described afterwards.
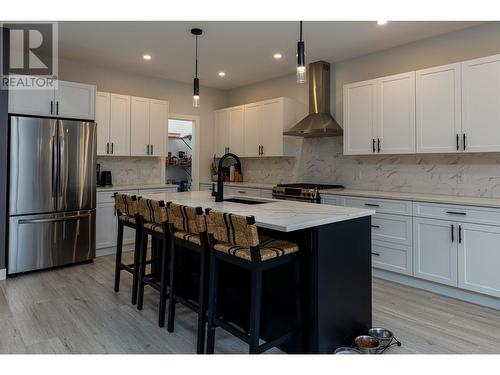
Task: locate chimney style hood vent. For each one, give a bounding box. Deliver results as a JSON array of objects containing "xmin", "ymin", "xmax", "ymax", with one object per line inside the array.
[{"xmin": 284, "ymin": 61, "xmax": 343, "ymax": 137}]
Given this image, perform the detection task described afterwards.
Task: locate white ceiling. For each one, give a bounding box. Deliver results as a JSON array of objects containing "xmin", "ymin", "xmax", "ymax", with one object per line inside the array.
[{"xmin": 59, "ymin": 21, "xmax": 483, "ymax": 90}]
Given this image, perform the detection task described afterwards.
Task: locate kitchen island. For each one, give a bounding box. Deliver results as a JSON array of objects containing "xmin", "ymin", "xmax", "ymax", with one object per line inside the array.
[{"xmin": 143, "ymin": 191, "xmax": 375, "ymax": 353}]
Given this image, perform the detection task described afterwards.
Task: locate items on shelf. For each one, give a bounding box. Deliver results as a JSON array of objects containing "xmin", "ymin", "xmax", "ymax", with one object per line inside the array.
[{"xmin": 166, "ymin": 151, "xmax": 192, "ymax": 167}]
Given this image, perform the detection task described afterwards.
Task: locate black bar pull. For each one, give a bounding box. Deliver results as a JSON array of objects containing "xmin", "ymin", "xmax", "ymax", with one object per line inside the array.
[
  {"xmin": 111, "ymin": 142, "xmax": 114, "ymax": 154},
  {"xmin": 371, "ymin": 252, "xmax": 380, "ymax": 256},
  {"xmin": 364, "ymin": 203, "xmax": 380, "ymax": 207},
  {"xmin": 56, "ymin": 101, "xmax": 59, "ymax": 115},
  {"xmin": 463, "ymin": 133, "xmax": 466, "ymax": 150},
  {"xmin": 151, "ymin": 144, "xmax": 153, "ymax": 154},
  {"xmin": 372, "ymin": 138, "xmax": 375, "ymax": 153},
  {"xmin": 456, "ymin": 134, "xmax": 459, "ymax": 151},
  {"xmin": 459, "ymin": 225, "xmax": 462, "ymax": 244},
  {"xmin": 106, "ymin": 142, "xmax": 109, "ymax": 154},
  {"xmin": 377, "ymin": 138, "xmax": 381, "ymax": 152},
  {"xmin": 261, "ymin": 145, "xmax": 263, "ymax": 155},
  {"xmin": 371, "ymin": 224, "xmax": 380, "ymax": 228},
  {"xmin": 147, "ymin": 144, "xmax": 150, "ymax": 155},
  {"xmin": 50, "ymin": 100, "xmax": 53, "ymax": 114},
  {"xmin": 451, "ymin": 224, "xmax": 454, "ymax": 242},
  {"xmin": 446, "ymin": 211, "xmax": 466, "ymax": 215}
]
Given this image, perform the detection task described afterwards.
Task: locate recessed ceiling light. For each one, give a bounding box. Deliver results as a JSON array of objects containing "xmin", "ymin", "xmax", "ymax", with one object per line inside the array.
[
  {"xmin": 143, "ymin": 54, "xmax": 152, "ymax": 60},
  {"xmin": 218, "ymin": 71, "xmax": 226, "ymax": 77},
  {"xmin": 377, "ymin": 20, "xmax": 388, "ymax": 25},
  {"xmin": 273, "ymin": 53, "xmax": 283, "ymax": 60}
]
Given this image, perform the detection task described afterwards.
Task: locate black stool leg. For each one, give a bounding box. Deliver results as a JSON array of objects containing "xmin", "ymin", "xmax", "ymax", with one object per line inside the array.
[
  {"xmin": 158, "ymin": 235, "xmax": 169, "ymax": 327},
  {"xmin": 249, "ymin": 269, "xmax": 262, "ymax": 354},
  {"xmin": 167, "ymin": 242, "xmax": 177, "ymax": 332},
  {"xmin": 151, "ymin": 237, "xmax": 157, "ymax": 279},
  {"xmin": 131, "ymin": 224, "xmax": 142, "ymax": 305},
  {"xmin": 206, "ymin": 255, "xmax": 219, "ymax": 354},
  {"xmin": 136, "ymin": 232, "xmax": 148, "ymax": 310},
  {"xmin": 196, "ymin": 246, "xmax": 209, "ymax": 354},
  {"xmin": 114, "ymin": 221, "xmax": 124, "ymax": 292}
]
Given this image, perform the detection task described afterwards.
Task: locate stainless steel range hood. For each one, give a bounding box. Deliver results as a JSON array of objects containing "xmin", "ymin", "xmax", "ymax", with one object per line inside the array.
[{"xmin": 284, "ymin": 61, "xmax": 343, "ymax": 137}]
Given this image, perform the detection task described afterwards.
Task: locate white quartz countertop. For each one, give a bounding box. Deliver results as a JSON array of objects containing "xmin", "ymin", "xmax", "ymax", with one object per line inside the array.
[
  {"xmin": 321, "ymin": 188, "xmax": 500, "ymax": 208},
  {"xmin": 97, "ymin": 183, "xmax": 178, "ymax": 192},
  {"xmin": 142, "ymin": 191, "xmax": 374, "ymax": 232},
  {"xmin": 200, "ymin": 181, "xmax": 275, "ymax": 190}
]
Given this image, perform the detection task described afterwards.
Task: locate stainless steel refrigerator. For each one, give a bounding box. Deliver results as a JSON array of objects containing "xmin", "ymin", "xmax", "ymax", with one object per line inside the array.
[{"xmin": 8, "ymin": 116, "xmax": 96, "ymax": 274}]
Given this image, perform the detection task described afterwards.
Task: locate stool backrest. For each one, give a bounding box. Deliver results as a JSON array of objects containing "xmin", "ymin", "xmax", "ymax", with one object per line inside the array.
[
  {"xmin": 114, "ymin": 193, "xmax": 139, "ymax": 217},
  {"xmin": 167, "ymin": 203, "xmax": 206, "ymax": 234},
  {"xmin": 206, "ymin": 210, "xmax": 259, "ymax": 248},
  {"xmin": 138, "ymin": 198, "xmax": 168, "ymax": 224}
]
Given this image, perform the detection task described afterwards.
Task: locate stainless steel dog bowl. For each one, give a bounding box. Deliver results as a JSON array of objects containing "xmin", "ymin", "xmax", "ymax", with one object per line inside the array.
[
  {"xmin": 354, "ymin": 335, "xmax": 381, "ymax": 354},
  {"xmin": 368, "ymin": 327, "xmax": 394, "ymax": 346},
  {"xmin": 334, "ymin": 347, "xmax": 361, "ymax": 354}
]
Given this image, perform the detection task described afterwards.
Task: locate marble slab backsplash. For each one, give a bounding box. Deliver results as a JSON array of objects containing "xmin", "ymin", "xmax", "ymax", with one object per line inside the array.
[
  {"xmin": 97, "ymin": 156, "xmax": 162, "ymax": 185},
  {"xmin": 241, "ymin": 137, "xmax": 500, "ymax": 198}
]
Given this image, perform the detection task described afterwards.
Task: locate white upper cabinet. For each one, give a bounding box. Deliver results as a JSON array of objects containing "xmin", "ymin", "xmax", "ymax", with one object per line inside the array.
[
  {"xmin": 416, "ymin": 63, "xmax": 462, "ymax": 153},
  {"xmin": 343, "ymin": 79, "xmax": 378, "ymax": 155},
  {"xmin": 148, "ymin": 99, "xmax": 168, "ymax": 157},
  {"xmin": 8, "ymin": 76, "xmax": 95, "ymax": 120},
  {"xmin": 462, "ymin": 54, "xmax": 500, "ymax": 153},
  {"xmin": 228, "ymin": 106, "xmax": 245, "ymax": 156},
  {"xmin": 214, "ymin": 109, "xmax": 229, "ymax": 157},
  {"xmin": 109, "ymin": 94, "xmax": 131, "ymax": 156},
  {"xmin": 55, "ymin": 80, "xmax": 96, "ymax": 120},
  {"xmin": 130, "ymin": 96, "xmax": 151, "ymax": 156},
  {"xmin": 377, "ymin": 72, "xmax": 415, "ymax": 154},
  {"xmin": 96, "ymin": 92, "xmax": 110, "ymax": 156},
  {"xmin": 261, "ymin": 98, "xmax": 295, "ymax": 157},
  {"xmin": 244, "ymin": 103, "xmax": 262, "ymax": 157}
]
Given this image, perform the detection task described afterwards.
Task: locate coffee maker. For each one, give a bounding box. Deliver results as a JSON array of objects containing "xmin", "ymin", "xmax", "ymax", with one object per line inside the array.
[{"xmin": 99, "ymin": 170, "xmax": 113, "ymax": 186}]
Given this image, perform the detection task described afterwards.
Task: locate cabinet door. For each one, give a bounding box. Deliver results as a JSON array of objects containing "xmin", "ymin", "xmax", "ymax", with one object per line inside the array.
[
  {"xmin": 149, "ymin": 99, "xmax": 168, "ymax": 157},
  {"xmin": 130, "ymin": 96, "xmax": 150, "ymax": 156},
  {"xmin": 462, "ymin": 54, "xmax": 500, "ymax": 152},
  {"xmin": 343, "ymin": 80, "xmax": 377, "ymax": 155},
  {"xmin": 214, "ymin": 110, "xmax": 229, "ymax": 157},
  {"xmin": 261, "ymin": 99, "xmax": 284, "ymax": 157},
  {"xmin": 96, "ymin": 202, "xmax": 117, "ymax": 249},
  {"xmin": 95, "ymin": 92, "xmax": 110, "ymax": 156},
  {"xmin": 413, "ymin": 217, "xmax": 458, "ymax": 286},
  {"xmin": 109, "ymin": 94, "xmax": 131, "ymax": 156},
  {"xmin": 458, "ymin": 223, "xmax": 500, "ymax": 298},
  {"xmin": 416, "ymin": 64, "xmax": 462, "ymax": 153},
  {"xmin": 55, "ymin": 80, "xmax": 96, "ymax": 120},
  {"xmin": 377, "ymin": 72, "xmax": 415, "ymax": 154},
  {"xmin": 228, "ymin": 106, "xmax": 245, "ymax": 155},
  {"xmin": 8, "ymin": 75, "xmax": 55, "ymax": 117},
  {"xmin": 244, "ymin": 103, "xmax": 262, "ymax": 157}
]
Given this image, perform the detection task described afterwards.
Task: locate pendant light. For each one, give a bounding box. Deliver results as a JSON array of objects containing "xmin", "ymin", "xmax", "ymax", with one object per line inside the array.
[
  {"xmin": 191, "ymin": 28, "xmax": 202, "ymax": 107},
  {"xmin": 296, "ymin": 21, "xmax": 306, "ymax": 84}
]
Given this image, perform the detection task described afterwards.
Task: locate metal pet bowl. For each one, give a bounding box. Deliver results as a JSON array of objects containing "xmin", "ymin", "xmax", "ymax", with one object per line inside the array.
[
  {"xmin": 334, "ymin": 347, "xmax": 361, "ymax": 355},
  {"xmin": 354, "ymin": 335, "xmax": 381, "ymax": 354},
  {"xmin": 368, "ymin": 327, "xmax": 394, "ymax": 346}
]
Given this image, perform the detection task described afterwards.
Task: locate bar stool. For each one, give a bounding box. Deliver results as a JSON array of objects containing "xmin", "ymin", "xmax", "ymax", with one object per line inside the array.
[
  {"xmin": 205, "ymin": 209, "xmax": 301, "ymax": 354},
  {"xmin": 166, "ymin": 202, "xmax": 210, "ymax": 354},
  {"xmin": 136, "ymin": 197, "xmax": 171, "ymax": 328},
  {"xmin": 114, "ymin": 193, "xmax": 142, "ymax": 305}
]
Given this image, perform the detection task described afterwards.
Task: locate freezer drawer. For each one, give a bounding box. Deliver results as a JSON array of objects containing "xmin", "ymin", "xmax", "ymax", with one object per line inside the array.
[{"xmin": 8, "ymin": 210, "xmax": 96, "ymax": 274}]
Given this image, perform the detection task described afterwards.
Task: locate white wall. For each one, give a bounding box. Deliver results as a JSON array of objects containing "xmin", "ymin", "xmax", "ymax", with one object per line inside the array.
[{"xmin": 59, "ymin": 57, "xmax": 228, "ymax": 182}]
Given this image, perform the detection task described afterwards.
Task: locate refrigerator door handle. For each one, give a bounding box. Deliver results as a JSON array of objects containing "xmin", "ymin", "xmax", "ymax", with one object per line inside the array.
[
  {"xmin": 18, "ymin": 213, "xmax": 92, "ymax": 224},
  {"xmin": 58, "ymin": 123, "xmax": 65, "ymax": 199},
  {"xmin": 52, "ymin": 135, "xmax": 57, "ymax": 198}
]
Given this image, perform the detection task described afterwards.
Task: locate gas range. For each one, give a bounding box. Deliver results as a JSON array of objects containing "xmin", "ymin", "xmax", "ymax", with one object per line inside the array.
[{"xmin": 272, "ymin": 183, "xmax": 344, "ymax": 203}]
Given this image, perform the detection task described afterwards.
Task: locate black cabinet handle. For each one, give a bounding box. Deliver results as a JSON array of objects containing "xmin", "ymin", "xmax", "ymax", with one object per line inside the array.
[
  {"xmin": 372, "ymin": 252, "xmax": 380, "ymax": 257},
  {"xmin": 451, "ymin": 224, "xmax": 454, "ymax": 242},
  {"xmin": 56, "ymin": 101, "xmax": 59, "ymax": 115},
  {"xmin": 459, "ymin": 225, "xmax": 462, "ymax": 244},
  {"xmin": 106, "ymin": 142, "xmax": 109, "ymax": 154},
  {"xmin": 371, "ymin": 224, "xmax": 380, "ymax": 228},
  {"xmin": 111, "ymin": 142, "xmax": 114, "ymax": 154},
  {"xmin": 456, "ymin": 134, "xmax": 459, "ymax": 151},
  {"xmin": 463, "ymin": 133, "xmax": 466, "ymax": 150},
  {"xmin": 372, "ymin": 139, "xmax": 375, "ymax": 153},
  {"xmin": 151, "ymin": 144, "xmax": 153, "ymax": 154},
  {"xmin": 377, "ymin": 138, "xmax": 381, "ymax": 153},
  {"xmin": 365, "ymin": 203, "xmax": 379, "ymax": 207},
  {"xmin": 50, "ymin": 101, "xmax": 54, "ymax": 114},
  {"xmin": 261, "ymin": 145, "xmax": 263, "ymax": 155},
  {"xmin": 446, "ymin": 211, "xmax": 466, "ymax": 215},
  {"xmin": 147, "ymin": 144, "xmax": 150, "ymax": 155}
]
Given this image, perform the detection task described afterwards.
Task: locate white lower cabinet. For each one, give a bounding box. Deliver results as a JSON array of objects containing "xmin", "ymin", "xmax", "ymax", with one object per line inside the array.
[
  {"xmin": 458, "ymin": 223, "xmax": 500, "ymax": 298},
  {"xmin": 372, "ymin": 241, "xmax": 412, "ymax": 276}
]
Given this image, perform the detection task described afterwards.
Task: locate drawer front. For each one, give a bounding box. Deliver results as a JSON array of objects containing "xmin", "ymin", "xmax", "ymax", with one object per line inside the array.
[
  {"xmin": 413, "ymin": 201, "xmax": 500, "ymax": 226},
  {"xmin": 344, "ymin": 196, "xmax": 412, "ymax": 216},
  {"xmin": 139, "ymin": 188, "xmax": 178, "ymax": 195},
  {"xmin": 372, "ymin": 241, "xmax": 413, "ymax": 276},
  {"xmin": 225, "ymin": 186, "xmax": 262, "ymax": 197},
  {"xmin": 372, "ymin": 213, "xmax": 412, "ymax": 246},
  {"xmin": 321, "ymin": 195, "xmax": 345, "ymax": 206},
  {"xmin": 97, "ymin": 190, "xmax": 138, "ymax": 204}
]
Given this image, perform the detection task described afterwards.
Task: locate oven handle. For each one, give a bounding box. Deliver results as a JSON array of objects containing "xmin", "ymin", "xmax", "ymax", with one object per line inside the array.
[{"xmin": 19, "ymin": 213, "xmax": 92, "ymax": 224}]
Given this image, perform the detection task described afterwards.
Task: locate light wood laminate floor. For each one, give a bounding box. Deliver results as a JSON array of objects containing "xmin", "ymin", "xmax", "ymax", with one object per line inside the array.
[{"xmin": 0, "ymin": 252, "xmax": 499, "ymax": 354}]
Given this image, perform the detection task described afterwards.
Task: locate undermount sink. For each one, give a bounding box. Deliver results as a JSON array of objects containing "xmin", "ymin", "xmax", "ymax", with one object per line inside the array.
[{"xmin": 223, "ymin": 197, "xmax": 271, "ymax": 205}]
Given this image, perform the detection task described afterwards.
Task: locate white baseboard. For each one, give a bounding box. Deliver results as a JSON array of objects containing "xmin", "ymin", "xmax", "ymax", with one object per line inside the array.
[
  {"xmin": 373, "ymin": 268, "xmax": 500, "ymax": 310},
  {"xmin": 95, "ymin": 243, "xmax": 135, "ymax": 258},
  {"xmin": 0, "ymin": 268, "xmax": 6, "ymax": 281}
]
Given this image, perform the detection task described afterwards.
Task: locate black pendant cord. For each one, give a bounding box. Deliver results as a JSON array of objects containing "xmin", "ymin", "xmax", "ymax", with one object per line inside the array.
[
  {"xmin": 195, "ymin": 34, "xmax": 198, "ymax": 79},
  {"xmin": 299, "ymin": 20, "xmax": 303, "ymax": 41}
]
